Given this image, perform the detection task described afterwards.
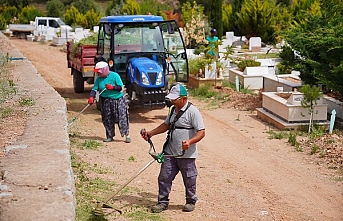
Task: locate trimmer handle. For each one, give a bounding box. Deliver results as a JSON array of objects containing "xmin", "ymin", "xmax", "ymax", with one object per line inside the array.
[
  {"xmin": 140, "ymin": 128, "xmax": 152, "ymax": 142},
  {"xmin": 140, "ymin": 128, "xmax": 185, "ymax": 163}
]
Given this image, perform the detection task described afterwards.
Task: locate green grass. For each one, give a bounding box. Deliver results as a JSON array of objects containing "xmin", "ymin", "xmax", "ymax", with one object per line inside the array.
[
  {"xmin": 267, "ymin": 130, "xmax": 289, "ymax": 140},
  {"xmin": 69, "ymin": 133, "xmax": 164, "ymax": 220},
  {"xmin": 82, "ymin": 140, "xmax": 102, "ymax": 150},
  {"xmin": 310, "ymin": 145, "xmax": 320, "ymax": 155},
  {"xmin": 188, "ymin": 84, "xmax": 231, "ymax": 108},
  {"xmin": 19, "ymin": 97, "xmax": 35, "ymax": 106},
  {"xmin": 0, "ymin": 53, "xmax": 17, "ymax": 104},
  {"xmin": 239, "ymin": 86, "xmax": 256, "ymax": 95},
  {"xmin": 126, "ymin": 209, "xmax": 164, "ymax": 221},
  {"xmin": 0, "ymin": 106, "xmax": 14, "ymax": 120},
  {"xmin": 221, "ymin": 79, "xmax": 232, "ymax": 88},
  {"xmin": 333, "ymin": 176, "xmax": 343, "ymax": 182},
  {"xmin": 70, "ymin": 137, "xmax": 102, "ymax": 150},
  {"xmin": 189, "ymin": 84, "xmax": 219, "ymax": 98},
  {"xmin": 128, "ymin": 156, "xmax": 136, "ymax": 162},
  {"xmin": 72, "ymin": 151, "xmax": 118, "ymax": 220},
  {"xmin": 288, "ymin": 131, "xmax": 298, "ymax": 146},
  {"xmin": 0, "ymin": 53, "xmax": 20, "ymax": 122},
  {"xmin": 308, "ymin": 125, "xmax": 326, "ymax": 139}
]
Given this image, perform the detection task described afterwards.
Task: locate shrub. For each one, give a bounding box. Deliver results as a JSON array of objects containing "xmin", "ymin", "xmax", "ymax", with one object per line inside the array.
[
  {"xmin": 17, "ymin": 6, "xmax": 44, "ymax": 24},
  {"xmin": 237, "ymin": 59, "xmax": 260, "ymax": 72}
]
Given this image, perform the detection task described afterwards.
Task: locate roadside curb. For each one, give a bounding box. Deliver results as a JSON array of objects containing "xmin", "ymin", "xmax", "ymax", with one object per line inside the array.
[{"xmin": 0, "ymin": 32, "xmax": 75, "ymax": 220}]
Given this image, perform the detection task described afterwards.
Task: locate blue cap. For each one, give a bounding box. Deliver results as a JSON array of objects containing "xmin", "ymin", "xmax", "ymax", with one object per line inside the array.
[{"xmin": 211, "ymin": 28, "xmax": 217, "ymax": 34}]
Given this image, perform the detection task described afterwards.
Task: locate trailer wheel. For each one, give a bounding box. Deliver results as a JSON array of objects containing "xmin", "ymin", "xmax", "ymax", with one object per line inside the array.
[
  {"xmin": 20, "ymin": 33, "xmax": 27, "ymax": 39},
  {"xmin": 72, "ymin": 69, "xmax": 84, "ymax": 93}
]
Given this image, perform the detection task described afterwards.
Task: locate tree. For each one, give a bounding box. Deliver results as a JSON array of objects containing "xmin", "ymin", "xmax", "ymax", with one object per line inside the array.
[
  {"xmin": 83, "ymin": 9, "xmax": 101, "ymax": 29},
  {"xmin": 229, "ymin": 0, "xmax": 244, "ymax": 36},
  {"xmin": 64, "ymin": 5, "xmax": 81, "ymax": 26},
  {"xmin": 290, "ymin": 0, "xmax": 318, "ymax": 24},
  {"xmin": 181, "ymin": 1, "xmax": 207, "ymax": 48},
  {"xmin": 164, "ymin": 10, "xmax": 183, "ymax": 27},
  {"xmin": 0, "ymin": 5, "xmax": 17, "ymax": 24},
  {"xmin": 122, "ymin": 0, "xmax": 140, "ymax": 15},
  {"xmin": 236, "ymin": 0, "xmax": 280, "ymax": 44},
  {"xmin": 71, "ymin": 0, "xmax": 96, "ymax": 14},
  {"xmin": 0, "ymin": 0, "xmax": 30, "ymax": 11},
  {"xmin": 106, "ymin": 0, "xmax": 125, "ymax": 16},
  {"xmin": 300, "ymin": 84, "xmax": 322, "ymax": 133},
  {"xmin": 46, "ymin": 0, "xmax": 65, "ymax": 18},
  {"xmin": 222, "ymin": 3, "xmax": 232, "ymax": 36},
  {"xmin": 280, "ymin": 0, "xmax": 343, "ymax": 96},
  {"xmin": 140, "ymin": 0, "xmax": 170, "ymax": 15},
  {"xmin": 18, "ymin": 6, "xmax": 44, "ymax": 24},
  {"xmin": 179, "ymin": 0, "xmax": 211, "ymax": 15},
  {"xmin": 209, "ymin": 0, "xmax": 223, "ymax": 38},
  {"xmin": 277, "ymin": 0, "xmax": 291, "ymax": 6}
]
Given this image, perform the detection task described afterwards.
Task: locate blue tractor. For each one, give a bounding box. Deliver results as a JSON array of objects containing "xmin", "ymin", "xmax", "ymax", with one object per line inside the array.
[{"xmin": 94, "ymin": 15, "xmax": 189, "ymax": 108}]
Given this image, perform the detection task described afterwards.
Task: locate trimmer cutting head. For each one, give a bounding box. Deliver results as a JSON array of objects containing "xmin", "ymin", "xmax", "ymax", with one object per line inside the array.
[{"xmin": 93, "ymin": 201, "xmax": 122, "ymax": 217}]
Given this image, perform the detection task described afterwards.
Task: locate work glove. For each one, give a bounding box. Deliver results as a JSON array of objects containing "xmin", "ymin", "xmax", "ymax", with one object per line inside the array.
[
  {"xmin": 88, "ymin": 90, "xmax": 96, "ymax": 104},
  {"xmin": 88, "ymin": 97, "xmax": 94, "ymax": 105},
  {"xmin": 106, "ymin": 84, "xmax": 122, "ymax": 91}
]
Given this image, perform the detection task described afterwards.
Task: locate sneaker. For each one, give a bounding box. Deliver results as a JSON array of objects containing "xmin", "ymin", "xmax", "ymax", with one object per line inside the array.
[
  {"xmin": 125, "ymin": 136, "xmax": 131, "ymax": 143},
  {"xmin": 182, "ymin": 203, "xmax": 195, "ymax": 212},
  {"xmin": 103, "ymin": 138, "xmax": 113, "ymax": 142},
  {"xmin": 151, "ymin": 203, "xmax": 168, "ymax": 213}
]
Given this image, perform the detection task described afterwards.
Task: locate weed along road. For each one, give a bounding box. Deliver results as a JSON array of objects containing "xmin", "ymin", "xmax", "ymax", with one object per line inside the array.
[{"xmin": 7, "ymin": 37, "xmax": 343, "ymax": 221}]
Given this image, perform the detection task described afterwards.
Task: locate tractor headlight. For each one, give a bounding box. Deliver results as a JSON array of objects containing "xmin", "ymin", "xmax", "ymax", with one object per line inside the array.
[
  {"xmin": 142, "ymin": 72, "xmax": 149, "ymax": 85},
  {"xmin": 156, "ymin": 71, "xmax": 163, "ymax": 85}
]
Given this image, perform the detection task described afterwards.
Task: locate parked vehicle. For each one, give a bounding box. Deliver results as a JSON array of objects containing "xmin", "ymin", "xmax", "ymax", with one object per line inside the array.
[
  {"xmin": 67, "ymin": 15, "xmax": 189, "ymax": 109},
  {"xmin": 9, "ymin": 17, "xmax": 72, "ymax": 39},
  {"xmin": 66, "ymin": 42, "xmax": 97, "ymax": 93}
]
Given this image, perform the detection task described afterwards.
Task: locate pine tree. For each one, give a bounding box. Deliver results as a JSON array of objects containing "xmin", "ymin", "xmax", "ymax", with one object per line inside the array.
[{"xmin": 209, "ymin": 0, "xmax": 223, "ymax": 38}]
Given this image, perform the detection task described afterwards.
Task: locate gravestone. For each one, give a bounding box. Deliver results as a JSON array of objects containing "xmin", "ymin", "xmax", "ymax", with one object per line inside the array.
[
  {"xmin": 249, "ymin": 37, "xmax": 261, "ymax": 52},
  {"xmin": 225, "ymin": 32, "xmax": 234, "ymax": 46},
  {"xmin": 44, "ymin": 27, "xmax": 56, "ymax": 41},
  {"xmin": 204, "ymin": 62, "xmax": 216, "ymax": 79},
  {"xmin": 74, "ymin": 28, "xmax": 84, "ymax": 42}
]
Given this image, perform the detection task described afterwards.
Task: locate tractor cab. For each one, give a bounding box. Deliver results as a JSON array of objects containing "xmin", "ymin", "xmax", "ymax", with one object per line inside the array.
[{"xmin": 96, "ymin": 15, "xmax": 189, "ymax": 107}]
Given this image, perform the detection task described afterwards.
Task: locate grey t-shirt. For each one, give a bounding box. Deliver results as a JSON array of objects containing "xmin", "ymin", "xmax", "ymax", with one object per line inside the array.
[{"xmin": 164, "ymin": 102, "xmax": 205, "ymax": 158}]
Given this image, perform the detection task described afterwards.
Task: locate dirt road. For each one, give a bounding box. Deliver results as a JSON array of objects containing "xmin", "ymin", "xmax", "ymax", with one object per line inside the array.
[{"xmin": 8, "ymin": 38, "xmax": 343, "ymax": 221}]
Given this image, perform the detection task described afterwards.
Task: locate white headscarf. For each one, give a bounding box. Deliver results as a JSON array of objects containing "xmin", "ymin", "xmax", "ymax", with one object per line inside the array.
[{"xmin": 94, "ymin": 61, "xmax": 110, "ymax": 78}]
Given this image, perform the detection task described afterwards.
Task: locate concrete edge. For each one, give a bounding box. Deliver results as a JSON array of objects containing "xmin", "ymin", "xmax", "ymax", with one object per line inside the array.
[{"xmin": 0, "ymin": 32, "xmax": 75, "ymax": 220}]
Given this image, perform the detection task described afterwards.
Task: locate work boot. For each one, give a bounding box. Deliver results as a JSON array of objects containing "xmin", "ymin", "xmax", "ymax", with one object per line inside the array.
[
  {"xmin": 103, "ymin": 137, "xmax": 113, "ymax": 142},
  {"xmin": 151, "ymin": 203, "xmax": 168, "ymax": 213},
  {"xmin": 182, "ymin": 203, "xmax": 195, "ymax": 212},
  {"xmin": 125, "ymin": 135, "xmax": 131, "ymax": 143}
]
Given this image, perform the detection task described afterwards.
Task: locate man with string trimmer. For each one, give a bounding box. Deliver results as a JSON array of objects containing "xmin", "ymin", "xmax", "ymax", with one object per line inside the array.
[{"xmin": 141, "ymin": 84, "xmax": 205, "ymax": 213}]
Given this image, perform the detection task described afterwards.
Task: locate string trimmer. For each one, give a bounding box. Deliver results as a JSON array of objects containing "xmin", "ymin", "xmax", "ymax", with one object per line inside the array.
[
  {"xmin": 93, "ymin": 128, "xmax": 185, "ymax": 217},
  {"xmin": 67, "ymin": 88, "xmax": 106, "ymax": 127}
]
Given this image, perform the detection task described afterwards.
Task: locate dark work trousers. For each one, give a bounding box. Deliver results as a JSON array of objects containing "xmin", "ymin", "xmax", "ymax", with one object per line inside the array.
[
  {"xmin": 157, "ymin": 157, "xmax": 198, "ymax": 205},
  {"xmin": 100, "ymin": 96, "xmax": 129, "ymax": 139}
]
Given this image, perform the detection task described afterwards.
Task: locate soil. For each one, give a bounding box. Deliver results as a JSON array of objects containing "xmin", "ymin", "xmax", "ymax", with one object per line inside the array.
[
  {"xmin": 1, "ymin": 37, "xmax": 343, "ymax": 221},
  {"xmin": 281, "ymin": 77, "xmax": 301, "ymax": 84},
  {"xmin": 275, "ymin": 92, "xmax": 292, "ymax": 100}
]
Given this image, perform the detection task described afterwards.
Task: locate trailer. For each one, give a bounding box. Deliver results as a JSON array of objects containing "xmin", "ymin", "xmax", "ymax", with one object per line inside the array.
[{"xmin": 67, "ymin": 15, "xmax": 189, "ymax": 108}]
